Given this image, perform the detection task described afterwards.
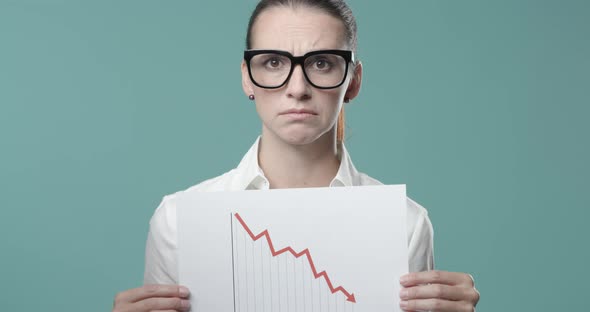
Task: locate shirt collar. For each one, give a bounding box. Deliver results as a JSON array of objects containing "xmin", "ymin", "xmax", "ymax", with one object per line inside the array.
[
  {"xmin": 231, "ymin": 136, "xmax": 270, "ymax": 190},
  {"xmin": 232, "ymin": 136, "xmax": 361, "ymax": 190},
  {"xmin": 330, "ymin": 142, "xmax": 358, "ymax": 187}
]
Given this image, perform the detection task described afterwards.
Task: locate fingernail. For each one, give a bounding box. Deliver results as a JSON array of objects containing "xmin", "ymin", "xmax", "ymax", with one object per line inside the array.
[
  {"xmin": 400, "ymin": 300, "xmax": 408, "ymax": 308},
  {"xmin": 399, "ymin": 289, "xmax": 408, "ymax": 299},
  {"xmin": 399, "ymin": 275, "xmax": 408, "ymax": 284},
  {"xmin": 181, "ymin": 299, "xmax": 191, "ymax": 309},
  {"xmin": 179, "ymin": 286, "xmax": 190, "ymax": 297}
]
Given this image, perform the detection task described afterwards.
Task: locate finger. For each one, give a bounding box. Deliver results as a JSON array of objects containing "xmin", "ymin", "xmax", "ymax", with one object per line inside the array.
[
  {"xmin": 400, "ymin": 298, "xmax": 474, "ymax": 312},
  {"xmin": 400, "ymin": 284, "xmax": 470, "ymax": 301},
  {"xmin": 400, "ymin": 270, "xmax": 474, "ymax": 287},
  {"xmin": 114, "ymin": 285, "xmax": 190, "ymax": 305},
  {"xmin": 133, "ymin": 297, "xmax": 191, "ymax": 312}
]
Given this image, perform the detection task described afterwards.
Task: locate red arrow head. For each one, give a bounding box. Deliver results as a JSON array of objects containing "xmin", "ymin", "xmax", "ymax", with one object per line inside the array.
[{"xmin": 346, "ymin": 293, "xmax": 356, "ymax": 303}]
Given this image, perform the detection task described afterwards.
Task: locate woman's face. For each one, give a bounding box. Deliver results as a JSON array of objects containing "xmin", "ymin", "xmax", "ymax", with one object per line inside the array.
[{"xmin": 242, "ymin": 6, "xmax": 362, "ymax": 146}]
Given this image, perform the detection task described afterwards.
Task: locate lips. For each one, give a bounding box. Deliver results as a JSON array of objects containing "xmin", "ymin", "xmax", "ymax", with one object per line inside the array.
[{"xmin": 279, "ymin": 108, "xmax": 318, "ymax": 115}]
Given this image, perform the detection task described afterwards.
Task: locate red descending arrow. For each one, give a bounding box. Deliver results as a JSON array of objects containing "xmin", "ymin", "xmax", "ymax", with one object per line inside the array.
[{"xmin": 234, "ymin": 213, "xmax": 356, "ymax": 303}]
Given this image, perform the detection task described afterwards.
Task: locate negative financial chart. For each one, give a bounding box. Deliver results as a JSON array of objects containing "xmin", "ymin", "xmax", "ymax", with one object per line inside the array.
[{"xmin": 231, "ymin": 212, "xmax": 357, "ymax": 312}]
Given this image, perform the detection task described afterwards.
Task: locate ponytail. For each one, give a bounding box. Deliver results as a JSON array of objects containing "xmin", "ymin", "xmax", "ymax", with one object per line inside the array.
[{"xmin": 336, "ymin": 107, "xmax": 345, "ymax": 143}]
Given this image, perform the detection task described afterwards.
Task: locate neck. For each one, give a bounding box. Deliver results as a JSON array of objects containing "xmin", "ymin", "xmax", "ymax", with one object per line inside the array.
[{"xmin": 258, "ymin": 129, "xmax": 341, "ymax": 189}]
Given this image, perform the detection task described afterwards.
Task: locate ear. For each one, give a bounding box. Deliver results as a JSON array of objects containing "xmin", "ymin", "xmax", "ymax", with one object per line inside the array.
[
  {"xmin": 344, "ymin": 61, "xmax": 363, "ymax": 101},
  {"xmin": 241, "ymin": 60, "xmax": 255, "ymax": 97}
]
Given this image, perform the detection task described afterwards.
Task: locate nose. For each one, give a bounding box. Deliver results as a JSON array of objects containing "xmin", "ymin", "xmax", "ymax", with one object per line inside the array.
[{"xmin": 285, "ymin": 64, "xmax": 311, "ymax": 100}]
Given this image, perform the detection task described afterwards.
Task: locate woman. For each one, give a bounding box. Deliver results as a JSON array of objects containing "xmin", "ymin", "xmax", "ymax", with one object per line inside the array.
[{"xmin": 113, "ymin": 1, "xmax": 480, "ymax": 311}]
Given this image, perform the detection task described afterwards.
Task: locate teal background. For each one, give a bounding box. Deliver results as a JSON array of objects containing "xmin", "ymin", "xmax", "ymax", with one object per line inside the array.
[{"xmin": 1, "ymin": 0, "xmax": 588, "ymax": 311}]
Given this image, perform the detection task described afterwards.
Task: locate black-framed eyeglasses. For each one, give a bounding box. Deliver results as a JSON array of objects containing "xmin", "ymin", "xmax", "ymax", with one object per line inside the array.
[{"xmin": 244, "ymin": 49, "xmax": 354, "ymax": 89}]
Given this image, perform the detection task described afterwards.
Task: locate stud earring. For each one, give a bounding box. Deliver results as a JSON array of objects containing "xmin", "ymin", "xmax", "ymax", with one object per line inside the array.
[
  {"xmin": 249, "ymin": 94, "xmax": 255, "ymax": 100},
  {"xmin": 344, "ymin": 97, "xmax": 350, "ymax": 103}
]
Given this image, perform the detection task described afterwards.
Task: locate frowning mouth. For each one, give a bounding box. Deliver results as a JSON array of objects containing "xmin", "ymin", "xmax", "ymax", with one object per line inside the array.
[
  {"xmin": 279, "ymin": 108, "xmax": 318, "ymax": 115},
  {"xmin": 279, "ymin": 108, "xmax": 318, "ymax": 121}
]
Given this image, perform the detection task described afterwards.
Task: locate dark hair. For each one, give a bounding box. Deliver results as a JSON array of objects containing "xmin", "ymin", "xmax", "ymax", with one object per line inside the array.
[{"xmin": 246, "ymin": 0, "xmax": 359, "ymax": 143}]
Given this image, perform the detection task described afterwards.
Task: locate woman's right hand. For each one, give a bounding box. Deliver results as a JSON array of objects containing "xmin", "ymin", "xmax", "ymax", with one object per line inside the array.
[{"xmin": 112, "ymin": 284, "xmax": 191, "ymax": 312}]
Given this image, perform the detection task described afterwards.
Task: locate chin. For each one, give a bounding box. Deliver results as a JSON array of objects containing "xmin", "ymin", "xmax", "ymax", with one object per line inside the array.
[
  {"xmin": 277, "ymin": 128, "xmax": 329, "ymax": 146},
  {"xmin": 263, "ymin": 121, "xmax": 333, "ymax": 146}
]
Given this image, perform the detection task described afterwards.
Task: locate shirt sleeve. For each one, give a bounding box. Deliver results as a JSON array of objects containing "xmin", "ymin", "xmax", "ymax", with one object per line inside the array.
[
  {"xmin": 406, "ymin": 197, "xmax": 435, "ymax": 272},
  {"xmin": 143, "ymin": 195, "xmax": 179, "ymax": 285}
]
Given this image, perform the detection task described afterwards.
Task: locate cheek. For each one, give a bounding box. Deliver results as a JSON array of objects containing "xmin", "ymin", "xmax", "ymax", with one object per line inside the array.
[
  {"xmin": 254, "ymin": 93, "xmax": 279, "ymax": 118},
  {"xmin": 319, "ymin": 91, "xmax": 345, "ymax": 113}
]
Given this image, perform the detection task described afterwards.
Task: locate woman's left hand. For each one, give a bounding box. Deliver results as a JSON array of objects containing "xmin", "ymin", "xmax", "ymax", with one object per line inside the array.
[{"xmin": 399, "ymin": 270, "xmax": 480, "ymax": 312}]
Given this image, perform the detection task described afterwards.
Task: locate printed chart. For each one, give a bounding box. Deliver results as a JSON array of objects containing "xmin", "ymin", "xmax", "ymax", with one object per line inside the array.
[
  {"xmin": 231, "ymin": 212, "xmax": 355, "ymax": 312},
  {"xmin": 177, "ymin": 185, "xmax": 408, "ymax": 312}
]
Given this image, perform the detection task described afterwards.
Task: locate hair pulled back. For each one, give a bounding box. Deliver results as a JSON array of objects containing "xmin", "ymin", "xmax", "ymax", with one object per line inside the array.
[{"xmin": 246, "ymin": 0, "xmax": 358, "ymax": 143}]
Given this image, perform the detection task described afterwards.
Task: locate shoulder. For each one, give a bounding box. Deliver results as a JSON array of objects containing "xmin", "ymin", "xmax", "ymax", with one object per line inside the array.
[
  {"xmin": 149, "ymin": 169, "xmax": 238, "ymax": 224},
  {"xmin": 356, "ymin": 171, "xmax": 384, "ymax": 186},
  {"xmin": 407, "ymin": 196, "xmax": 430, "ymax": 220},
  {"xmin": 357, "ymin": 171, "xmax": 430, "ymax": 223}
]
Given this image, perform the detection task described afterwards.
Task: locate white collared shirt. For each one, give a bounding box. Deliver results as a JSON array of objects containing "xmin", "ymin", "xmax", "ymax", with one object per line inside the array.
[{"xmin": 144, "ymin": 137, "xmax": 434, "ymax": 285}]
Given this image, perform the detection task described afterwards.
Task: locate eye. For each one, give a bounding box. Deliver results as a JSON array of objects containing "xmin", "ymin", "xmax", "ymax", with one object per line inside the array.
[
  {"xmin": 307, "ymin": 56, "xmax": 333, "ymax": 72},
  {"xmin": 315, "ymin": 59, "xmax": 328, "ymax": 69},
  {"xmin": 268, "ymin": 58, "xmax": 280, "ymax": 67},
  {"xmin": 263, "ymin": 56, "xmax": 286, "ymax": 70}
]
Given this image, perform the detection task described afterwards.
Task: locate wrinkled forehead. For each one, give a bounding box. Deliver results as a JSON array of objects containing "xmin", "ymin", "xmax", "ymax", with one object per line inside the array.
[{"xmin": 250, "ymin": 6, "xmax": 348, "ymax": 56}]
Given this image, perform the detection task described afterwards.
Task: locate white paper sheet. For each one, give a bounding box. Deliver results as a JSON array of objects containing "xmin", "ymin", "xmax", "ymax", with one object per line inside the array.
[{"xmin": 177, "ymin": 184, "xmax": 408, "ymax": 312}]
